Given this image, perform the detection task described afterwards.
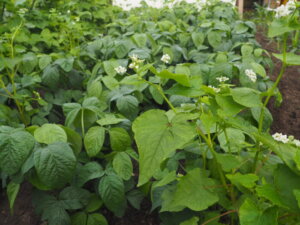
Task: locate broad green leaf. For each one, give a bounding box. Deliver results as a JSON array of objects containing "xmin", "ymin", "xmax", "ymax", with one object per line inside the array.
[
  {"xmin": 132, "ymin": 33, "xmax": 148, "ymax": 48},
  {"xmin": 0, "ymin": 130, "xmax": 35, "ymax": 175},
  {"xmin": 39, "ymin": 55, "xmax": 52, "ymax": 70},
  {"xmin": 192, "ymin": 32, "xmax": 205, "ymax": 48},
  {"xmin": 126, "ymin": 189, "xmax": 144, "ymax": 210},
  {"xmin": 180, "ymin": 217, "xmax": 199, "ymax": 225},
  {"xmin": 113, "ymin": 152, "xmax": 133, "ymax": 180},
  {"xmin": 34, "ymin": 142, "xmax": 76, "ymax": 189},
  {"xmin": 102, "ymin": 76, "xmax": 119, "ymax": 90},
  {"xmin": 84, "ymin": 126, "xmax": 105, "ymax": 157},
  {"xmin": 273, "ymin": 53, "xmax": 300, "ymax": 66},
  {"xmin": 251, "ymin": 62, "xmax": 266, "ymax": 77},
  {"xmin": 86, "ymin": 194, "xmax": 103, "ymax": 212},
  {"xmin": 116, "ymin": 95, "xmax": 139, "ymax": 120},
  {"xmin": 42, "ymin": 65, "xmax": 60, "ymax": 88},
  {"xmin": 133, "ymin": 110, "xmax": 196, "ymax": 186},
  {"xmin": 226, "ymin": 173, "xmax": 258, "ymax": 189},
  {"xmin": 55, "ymin": 57, "xmax": 74, "ymax": 72},
  {"xmin": 103, "ymin": 60, "xmax": 119, "ymax": 76},
  {"xmin": 165, "ymin": 76, "xmax": 204, "ymax": 97},
  {"xmin": 87, "ymin": 81, "xmax": 103, "ymax": 99},
  {"xmin": 216, "ymin": 154, "xmax": 241, "ymax": 172},
  {"xmin": 73, "ymin": 162, "xmax": 104, "ymax": 187},
  {"xmin": 207, "ymin": 31, "xmax": 222, "ymax": 48},
  {"xmin": 256, "ymin": 184, "xmax": 287, "ymax": 208},
  {"xmin": 268, "ymin": 20, "xmax": 295, "ymax": 37},
  {"xmin": 218, "ymin": 128, "xmax": 245, "ymax": 153},
  {"xmin": 7, "ymin": 181, "xmax": 20, "ymax": 212},
  {"xmin": 239, "ymin": 198, "xmax": 278, "ymax": 225},
  {"xmin": 149, "ymin": 86, "xmax": 164, "ymax": 104},
  {"xmin": 293, "ymin": 190, "xmax": 300, "ymax": 208},
  {"xmin": 109, "ymin": 127, "xmax": 132, "ymax": 152},
  {"xmin": 98, "ymin": 174, "xmax": 126, "ymax": 217},
  {"xmin": 71, "ymin": 212, "xmax": 87, "ymax": 225},
  {"xmin": 59, "ymin": 186, "xmax": 91, "ymax": 210},
  {"xmin": 34, "ymin": 124, "xmax": 67, "ymax": 144},
  {"xmin": 161, "ymin": 168, "xmax": 219, "ymax": 212},
  {"xmin": 87, "ymin": 213, "xmax": 108, "ymax": 225},
  {"xmin": 216, "ymin": 95, "xmax": 245, "ymax": 117},
  {"xmin": 96, "ymin": 114, "xmax": 126, "ymax": 126},
  {"xmin": 241, "ymin": 44, "xmax": 253, "ymax": 57},
  {"xmin": 156, "ymin": 69, "xmax": 190, "ymax": 87},
  {"xmin": 251, "ymin": 107, "xmax": 273, "ymax": 131},
  {"xmin": 231, "ymin": 88, "xmax": 261, "ymax": 108},
  {"xmin": 59, "ymin": 126, "xmax": 82, "ymax": 156}
]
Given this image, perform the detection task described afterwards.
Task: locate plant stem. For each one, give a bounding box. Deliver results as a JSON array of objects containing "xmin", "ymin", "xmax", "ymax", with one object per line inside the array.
[
  {"xmin": 293, "ymin": 30, "xmax": 299, "ymax": 48},
  {"xmin": 201, "ymin": 210, "xmax": 237, "ymax": 225},
  {"xmin": 253, "ymin": 33, "xmax": 288, "ymax": 172},
  {"xmin": 1, "ymin": 3, "xmax": 5, "ymax": 21},
  {"xmin": 81, "ymin": 108, "xmax": 85, "ymax": 137},
  {"xmin": 30, "ymin": 0, "xmax": 36, "ymax": 11}
]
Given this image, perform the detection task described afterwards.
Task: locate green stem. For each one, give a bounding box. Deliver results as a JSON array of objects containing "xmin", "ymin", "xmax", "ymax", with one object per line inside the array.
[
  {"xmin": 30, "ymin": 0, "xmax": 36, "ymax": 11},
  {"xmin": 293, "ymin": 30, "xmax": 299, "ymax": 48},
  {"xmin": 81, "ymin": 108, "xmax": 85, "ymax": 137},
  {"xmin": 253, "ymin": 33, "xmax": 288, "ymax": 172},
  {"xmin": 197, "ymin": 127, "xmax": 229, "ymax": 192},
  {"xmin": 0, "ymin": 3, "xmax": 5, "ymax": 21}
]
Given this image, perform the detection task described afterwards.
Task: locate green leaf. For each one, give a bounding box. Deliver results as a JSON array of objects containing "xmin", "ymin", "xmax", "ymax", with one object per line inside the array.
[
  {"xmin": 133, "ymin": 110, "xmax": 196, "ymax": 186},
  {"xmin": 273, "ymin": 53, "xmax": 300, "ymax": 66},
  {"xmin": 226, "ymin": 173, "xmax": 258, "ymax": 189},
  {"xmin": 241, "ymin": 44, "xmax": 253, "ymax": 57},
  {"xmin": 132, "ymin": 33, "xmax": 148, "ymax": 48},
  {"xmin": 60, "ymin": 126, "xmax": 82, "ymax": 156},
  {"xmin": 207, "ymin": 31, "xmax": 222, "ymax": 48},
  {"xmin": 71, "ymin": 212, "xmax": 87, "ymax": 225},
  {"xmin": 180, "ymin": 217, "xmax": 199, "ymax": 225},
  {"xmin": 0, "ymin": 130, "xmax": 35, "ymax": 175},
  {"xmin": 103, "ymin": 60, "xmax": 119, "ymax": 76},
  {"xmin": 251, "ymin": 62, "xmax": 266, "ymax": 77},
  {"xmin": 73, "ymin": 162, "xmax": 104, "ymax": 187},
  {"xmin": 192, "ymin": 32, "xmax": 205, "ymax": 48},
  {"xmin": 96, "ymin": 114, "xmax": 126, "ymax": 126},
  {"xmin": 39, "ymin": 55, "xmax": 52, "ymax": 70},
  {"xmin": 34, "ymin": 124, "xmax": 67, "ymax": 144},
  {"xmin": 293, "ymin": 189, "xmax": 300, "ymax": 208},
  {"xmin": 55, "ymin": 57, "xmax": 74, "ymax": 72},
  {"xmin": 116, "ymin": 95, "xmax": 139, "ymax": 120},
  {"xmin": 102, "ymin": 76, "xmax": 119, "ymax": 90},
  {"xmin": 216, "ymin": 154, "xmax": 241, "ymax": 172},
  {"xmin": 86, "ymin": 194, "xmax": 103, "ymax": 213},
  {"xmin": 239, "ymin": 198, "xmax": 278, "ymax": 225},
  {"xmin": 87, "ymin": 81, "xmax": 103, "ymax": 99},
  {"xmin": 268, "ymin": 20, "xmax": 295, "ymax": 37},
  {"xmin": 256, "ymin": 184, "xmax": 287, "ymax": 208},
  {"xmin": 84, "ymin": 126, "xmax": 105, "ymax": 157},
  {"xmin": 34, "ymin": 142, "xmax": 77, "ymax": 189},
  {"xmin": 231, "ymin": 88, "xmax": 261, "ymax": 108},
  {"xmin": 251, "ymin": 107, "xmax": 273, "ymax": 131},
  {"xmin": 161, "ymin": 168, "xmax": 219, "ymax": 212},
  {"xmin": 98, "ymin": 174, "xmax": 126, "ymax": 217},
  {"xmin": 218, "ymin": 128, "xmax": 245, "ymax": 153},
  {"xmin": 7, "ymin": 181, "xmax": 20, "ymax": 212},
  {"xmin": 59, "ymin": 186, "xmax": 91, "ymax": 210},
  {"xmin": 126, "ymin": 189, "xmax": 144, "ymax": 210},
  {"xmin": 109, "ymin": 127, "xmax": 132, "ymax": 152},
  {"xmin": 113, "ymin": 152, "xmax": 133, "ymax": 180},
  {"xmin": 87, "ymin": 213, "xmax": 108, "ymax": 225},
  {"xmin": 216, "ymin": 95, "xmax": 245, "ymax": 116},
  {"xmin": 156, "ymin": 69, "xmax": 190, "ymax": 87},
  {"xmin": 42, "ymin": 65, "xmax": 60, "ymax": 88}
]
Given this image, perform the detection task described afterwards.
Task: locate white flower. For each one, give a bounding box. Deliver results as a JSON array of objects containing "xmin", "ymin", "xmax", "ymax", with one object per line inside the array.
[
  {"xmin": 266, "ymin": 7, "xmax": 274, "ymax": 11},
  {"xmin": 272, "ymin": 132, "xmax": 289, "ymax": 143},
  {"xmin": 129, "ymin": 63, "xmax": 139, "ymax": 69},
  {"xmin": 161, "ymin": 54, "xmax": 171, "ymax": 64},
  {"xmin": 293, "ymin": 139, "xmax": 300, "ymax": 147},
  {"xmin": 67, "ymin": 10, "xmax": 71, "ymax": 14},
  {"xmin": 208, "ymin": 85, "xmax": 220, "ymax": 93},
  {"xmin": 216, "ymin": 76, "xmax": 229, "ymax": 83},
  {"xmin": 274, "ymin": 1, "xmax": 296, "ymax": 18},
  {"xmin": 245, "ymin": 69, "xmax": 257, "ymax": 83},
  {"xmin": 114, "ymin": 66, "xmax": 127, "ymax": 75},
  {"xmin": 286, "ymin": 0, "xmax": 296, "ymax": 10},
  {"xmin": 18, "ymin": 8, "xmax": 28, "ymax": 15},
  {"xmin": 75, "ymin": 17, "xmax": 80, "ymax": 22}
]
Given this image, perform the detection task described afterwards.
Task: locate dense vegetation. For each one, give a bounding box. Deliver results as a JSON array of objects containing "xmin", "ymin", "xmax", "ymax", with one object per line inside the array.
[{"xmin": 1, "ymin": 0, "xmax": 300, "ymax": 224}]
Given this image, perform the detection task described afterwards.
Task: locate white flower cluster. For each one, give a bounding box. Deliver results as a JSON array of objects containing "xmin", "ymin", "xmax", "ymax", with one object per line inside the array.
[
  {"xmin": 208, "ymin": 85, "xmax": 220, "ymax": 93},
  {"xmin": 274, "ymin": 0, "xmax": 296, "ymax": 18},
  {"xmin": 272, "ymin": 132, "xmax": 300, "ymax": 147},
  {"xmin": 220, "ymin": 0, "xmax": 236, "ymax": 6},
  {"xmin": 245, "ymin": 69, "xmax": 257, "ymax": 83},
  {"xmin": 161, "ymin": 54, "xmax": 171, "ymax": 64},
  {"xmin": 272, "ymin": 133, "xmax": 289, "ymax": 143},
  {"xmin": 216, "ymin": 76, "xmax": 229, "ymax": 83},
  {"xmin": 114, "ymin": 66, "xmax": 127, "ymax": 75},
  {"xmin": 18, "ymin": 8, "xmax": 28, "ymax": 15},
  {"xmin": 129, "ymin": 54, "xmax": 144, "ymax": 69}
]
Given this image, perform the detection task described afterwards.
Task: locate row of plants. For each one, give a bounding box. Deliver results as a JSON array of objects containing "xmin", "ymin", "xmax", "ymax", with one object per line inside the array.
[{"xmin": 0, "ymin": 0, "xmax": 300, "ymax": 224}]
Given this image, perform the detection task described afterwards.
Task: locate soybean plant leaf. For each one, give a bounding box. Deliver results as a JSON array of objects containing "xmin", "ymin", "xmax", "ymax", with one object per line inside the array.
[
  {"xmin": 0, "ymin": 130, "xmax": 35, "ymax": 175},
  {"xmin": 126, "ymin": 189, "xmax": 144, "ymax": 210},
  {"xmin": 218, "ymin": 128, "xmax": 245, "ymax": 153},
  {"xmin": 42, "ymin": 65, "xmax": 60, "ymax": 88},
  {"xmin": 132, "ymin": 33, "xmax": 148, "ymax": 47},
  {"xmin": 116, "ymin": 95, "xmax": 139, "ymax": 120},
  {"xmin": 156, "ymin": 69, "xmax": 190, "ymax": 87},
  {"xmin": 73, "ymin": 162, "xmax": 104, "ymax": 187},
  {"xmin": 102, "ymin": 76, "xmax": 119, "ymax": 90},
  {"xmin": 87, "ymin": 213, "xmax": 108, "ymax": 225},
  {"xmin": 34, "ymin": 124, "xmax": 67, "ymax": 144},
  {"xmin": 109, "ymin": 127, "xmax": 132, "ymax": 152},
  {"xmin": 256, "ymin": 184, "xmax": 287, "ymax": 208},
  {"xmin": 208, "ymin": 31, "xmax": 222, "ymax": 48},
  {"xmin": 161, "ymin": 168, "xmax": 219, "ymax": 212},
  {"xmin": 87, "ymin": 81, "xmax": 103, "ymax": 99},
  {"xmin": 7, "ymin": 181, "xmax": 20, "ymax": 212},
  {"xmin": 59, "ymin": 126, "xmax": 82, "ymax": 156},
  {"xmin": 216, "ymin": 154, "xmax": 241, "ymax": 172},
  {"xmin": 231, "ymin": 88, "xmax": 261, "ymax": 107},
  {"xmin": 192, "ymin": 32, "xmax": 205, "ymax": 48},
  {"xmin": 63, "ymin": 103, "xmax": 81, "ymax": 127},
  {"xmin": 149, "ymin": 85, "xmax": 164, "ymax": 104},
  {"xmin": 96, "ymin": 114, "xmax": 126, "ymax": 126},
  {"xmin": 71, "ymin": 212, "xmax": 87, "ymax": 225},
  {"xmin": 55, "ymin": 57, "xmax": 74, "ymax": 72},
  {"xmin": 86, "ymin": 194, "xmax": 103, "ymax": 212},
  {"xmin": 98, "ymin": 174, "xmax": 126, "ymax": 217},
  {"xmin": 251, "ymin": 62, "xmax": 266, "ymax": 77},
  {"xmin": 113, "ymin": 152, "xmax": 133, "ymax": 180},
  {"xmin": 34, "ymin": 142, "xmax": 77, "ymax": 189},
  {"xmin": 39, "ymin": 55, "xmax": 52, "ymax": 70},
  {"xmin": 239, "ymin": 198, "xmax": 278, "ymax": 225},
  {"xmin": 226, "ymin": 173, "xmax": 258, "ymax": 189},
  {"xmin": 84, "ymin": 126, "xmax": 105, "ymax": 157},
  {"xmin": 133, "ymin": 110, "xmax": 196, "ymax": 186},
  {"xmin": 103, "ymin": 60, "xmax": 119, "ymax": 76},
  {"xmin": 59, "ymin": 186, "xmax": 91, "ymax": 210},
  {"xmin": 274, "ymin": 164, "xmax": 300, "ymax": 210},
  {"xmin": 180, "ymin": 217, "xmax": 199, "ymax": 225},
  {"xmin": 273, "ymin": 53, "xmax": 300, "ymax": 66}
]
